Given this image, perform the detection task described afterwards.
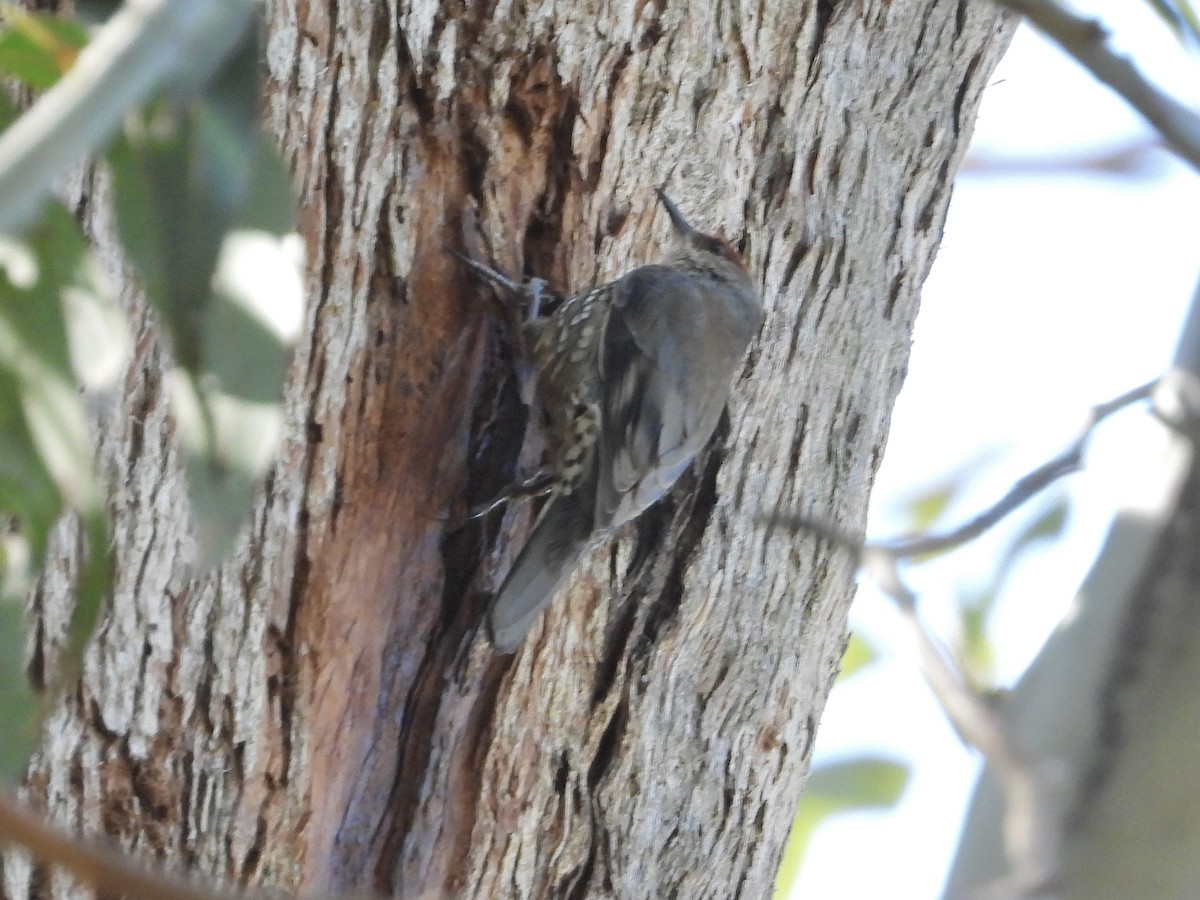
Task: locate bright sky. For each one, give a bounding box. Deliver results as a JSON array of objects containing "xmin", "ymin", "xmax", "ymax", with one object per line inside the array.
[{"xmin": 791, "ymin": 4, "xmax": 1200, "ymax": 897}]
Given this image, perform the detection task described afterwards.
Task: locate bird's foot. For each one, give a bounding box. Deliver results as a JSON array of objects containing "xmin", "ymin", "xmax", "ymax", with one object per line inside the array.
[
  {"xmin": 448, "ymin": 248, "xmax": 558, "ymax": 323},
  {"xmin": 467, "ymin": 470, "xmax": 556, "ymax": 522}
]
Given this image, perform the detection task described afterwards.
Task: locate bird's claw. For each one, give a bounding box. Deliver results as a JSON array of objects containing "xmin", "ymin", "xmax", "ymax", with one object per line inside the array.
[
  {"xmin": 465, "ymin": 470, "xmax": 556, "ymax": 523},
  {"xmin": 448, "ymin": 247, "xmax": 557, "ymax": 323}
]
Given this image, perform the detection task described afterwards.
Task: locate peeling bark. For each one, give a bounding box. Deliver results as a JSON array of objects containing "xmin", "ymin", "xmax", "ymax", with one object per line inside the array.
[{"xmin": 3, "ymin": 1, "xmax": 1013, "ymax": 898}]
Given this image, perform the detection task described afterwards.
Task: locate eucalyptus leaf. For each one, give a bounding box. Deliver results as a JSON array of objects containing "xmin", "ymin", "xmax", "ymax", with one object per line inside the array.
[
  {"xmin": 106, "ymin": 19, "xmax": 267, "ymax": 376},
  {"xmin": 65, "ymin": 510, "xmax": 111, "ymax": 679},
  {"xmin": 238, "ymin": 144, "xmax": 298, "ymax": 236},
  {"xmin": 1147, "ymin": 0, "xmax": 1200, "ymax": 46},
  {"xmin": 105, "ymin": 18, "xmax": 294, "ymax": 571},
  {"xmin": 0, "ymin": 596, "xmax": 36, "ymax": 779},
  {"xmin": 0, "ymin": 91, "xmax": 16, "ymax": 130},
  {"xmin": 987, "ymin": 497, "xmax": 1070, "ymax": 607},
  {"xmin": 804, "ymin": 757, "xmax": 910, "ymax": 805},
  {"xmin": 0, "ymin": 203, "xmax": 94, "ymax": 563},
  {"xmin": 896, "ymin": 447, "xmax": 1003, "ymax": 534},
  {"xmin": 0, "ymin": 364, "xmax": 61, "ymax": 566},
  {"xmin": 0, "ymin": 12, "xmax": 88, "ymax": 90},
  {"xmin": 203, "ymin": 291, "xmax": 288, "ymax": 404},
  {"xmin": 838, "ymin": 632, "xmax": 878, "ymax": 682},
  {"xmin": 1001, "ymin": 499, "xmax": 1068, "ymax": 566},
  {"xmin": 774, "ymin": 757, "xmax": 910, "ymax": 897},
  {"xmin": 107, "ymin": 113, "xmax": 212, "ymax": 373},
  {"xmin": 0, "ymin": 203, "xmax": 85, "ymax": 380},
  {"xmin": 958, "ymin": 592, "xmax": 997, "ymax": 682}
]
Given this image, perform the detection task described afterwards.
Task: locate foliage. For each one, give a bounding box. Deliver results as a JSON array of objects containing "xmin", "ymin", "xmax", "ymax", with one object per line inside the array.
[
  {"xmin": 773, "ymin": 635, "xmax": 911, "ymax": 898},
  {"xmin": 1147, "ymin": 0, "xmax": 1200, "ymax": 46},
  {"xmin": 0, "ymin": 6, "xmax": 297, "ymax": 778},
  {"xmin": 774, "ymin": 753, "xmax": 910, "ymax": 898},
  {"xmin": 777, "ymin": 455, "xmax": 1072, "ymax": 895}
]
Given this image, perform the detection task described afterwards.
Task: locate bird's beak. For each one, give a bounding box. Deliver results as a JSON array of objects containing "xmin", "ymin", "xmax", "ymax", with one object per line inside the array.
[{"xmin": 655, "ymin": 189, "xmax": 695, "ymax": 238}]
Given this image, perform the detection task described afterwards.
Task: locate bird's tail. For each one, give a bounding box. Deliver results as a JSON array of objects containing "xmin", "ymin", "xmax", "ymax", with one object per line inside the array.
[{"xmin": 487, "ymin": 492, "xmax": 592, "ymax": 653}]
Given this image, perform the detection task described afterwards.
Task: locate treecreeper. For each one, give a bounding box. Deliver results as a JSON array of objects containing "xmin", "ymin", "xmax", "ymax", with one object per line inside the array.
[{"xmin": 458, "ymin": 190, "xmax": 764, "ymax": 653}]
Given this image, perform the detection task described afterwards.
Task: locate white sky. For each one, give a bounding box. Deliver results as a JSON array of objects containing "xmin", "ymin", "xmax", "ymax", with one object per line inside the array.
[{"xmin": 791, "ymin": 4, "xmax": 1200, "ymax": 897}]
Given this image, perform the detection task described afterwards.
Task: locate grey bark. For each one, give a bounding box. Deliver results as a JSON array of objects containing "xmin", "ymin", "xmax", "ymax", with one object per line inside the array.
[{"xmin": 3, "ymin": 1, "xmax": 1013, "ymax": 898}]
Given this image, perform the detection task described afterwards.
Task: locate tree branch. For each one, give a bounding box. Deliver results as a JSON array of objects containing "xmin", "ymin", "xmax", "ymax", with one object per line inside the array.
[
  {"xmin": 767, "ymin": 379, "xmax": 1166, "ymax": 892},
  {"xmin": 0, "ymin": 791, "xmax": 384, "ymax": 899},
  {"xmin": 877, "ymin": 378, "xmax": 1158, "ymax": 557},
  {"xmin": 771, "ymin": 380, "xmax": 1159, "ymax": 561},
  {"xmin": 992, "ymin": 0, "xmax": 1200, "ymax": 174},
  {"xmin": 860, "ymin": 557, "xmax": 1059, "ymax": 897},
  {"xmin": 0, "ymin": 793, "xmax": 241, "ymax": 900}
]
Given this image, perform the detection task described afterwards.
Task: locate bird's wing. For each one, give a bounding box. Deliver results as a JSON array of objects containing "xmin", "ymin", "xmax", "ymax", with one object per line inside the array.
[{"xmin": 595, "ymin": 266, "xmax": 733, "ymax": 529}]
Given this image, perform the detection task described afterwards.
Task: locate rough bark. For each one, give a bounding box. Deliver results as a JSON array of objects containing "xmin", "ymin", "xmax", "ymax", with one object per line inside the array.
[{"xmin": 3, "ymin": 1, "xmax": 1013, "ymax": 898}]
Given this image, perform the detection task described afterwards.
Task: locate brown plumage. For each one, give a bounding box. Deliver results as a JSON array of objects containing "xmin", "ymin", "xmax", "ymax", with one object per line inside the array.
[{"xmin": 478, "ymin": 191, "xmax": 763, "ymax": 653}]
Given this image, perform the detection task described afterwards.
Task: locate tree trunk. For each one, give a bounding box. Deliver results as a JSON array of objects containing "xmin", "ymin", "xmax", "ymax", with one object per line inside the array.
[{"xmin": 3, "ymin": 1, "xmax": 1013, "ymax": 897}]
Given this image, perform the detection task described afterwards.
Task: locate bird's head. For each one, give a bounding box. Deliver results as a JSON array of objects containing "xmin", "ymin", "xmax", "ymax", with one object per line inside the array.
[{"xmin": 656, "ymin": 189, "xmax": 749, "ymax": 276}]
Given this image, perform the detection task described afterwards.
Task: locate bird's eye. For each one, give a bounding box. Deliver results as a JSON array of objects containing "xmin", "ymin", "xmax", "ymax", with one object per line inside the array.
[{"xmin": 710, "ymin": 238, "xmax": 741, "ymax": 263}]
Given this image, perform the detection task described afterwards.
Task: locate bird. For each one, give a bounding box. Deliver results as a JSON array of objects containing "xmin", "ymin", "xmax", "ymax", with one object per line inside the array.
[{"xmin": 460, "ymin": 190, "xmax": 763, "ymax": 653}]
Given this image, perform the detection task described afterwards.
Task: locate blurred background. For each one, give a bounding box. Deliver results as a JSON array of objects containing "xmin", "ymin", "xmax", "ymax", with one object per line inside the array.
[{"xmin": 786, "ymin": 3, "xmax": 1200, "ymax": 897}]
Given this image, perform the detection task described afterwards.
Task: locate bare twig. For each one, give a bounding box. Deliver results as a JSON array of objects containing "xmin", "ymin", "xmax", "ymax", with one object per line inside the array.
[
  {"xmin": 877, "ymin": 378, "xmax": 1158, "ymax": 558},
  {"xmin": 0, "ymin": 793, "xmax": 241, "ymax": 900},
  {"xmin": 767, "ymin": 380, "xmax": 1162, "ymax": 891},
  {"xmin": 862, "ymin": 556, "xmax": 1059, "ymax": 896},
  {"xmin": 764, "ymin": 512, "xmax": 864, "ymax": 559},
  {"xmin": 862, "ymin": 553, "xmax": 1015, "ymax": 766},
  {"xmin": 992, "ymin": 0, "xmax": 1200, "ymax": 174},
  {"xmin": 769, "ymin": 379, "xmax": 1158, "ymax": 561},
  {"xmin": 768, "ymin": 379, "xmax": 1164, "ymax": 896},
  {"xmin": 0, "ymin": 792, "xmax": 385, "ymax": 899}
]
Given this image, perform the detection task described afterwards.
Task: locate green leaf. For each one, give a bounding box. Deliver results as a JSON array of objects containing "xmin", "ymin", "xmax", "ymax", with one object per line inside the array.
[
  {"xmin": 0, "ymin": 91, "xmax": 17, "ymax": 130},
  {"xmin": 949, "ymin": 499, "xmax": 1068, "ymax": 687},
  {"xmin": 107, "ymin": 112, "xmax": 218, "ymax": 373},
  {"xmin": 186, "ymin": 446, "xmax": 260, "ymax": 564},
  {"xmin": 0, "ymin": 203, "xmax": 94, "ymax": 566},
  {"xmin": 0, "ymin": 364, "xmax": 61, "ymax": 565},
  {"xmin": 1147, "ymin": 0, "xmax": 1200, "ymax": 47},
  {"xmin": 64, "ymin": 510, "xmax": 110, "ymax": 683},
  {"xmin": 105, "ymin": 20, "xmax": 294, "ymax": 571},
  {"xmin": 774, "ymin": 757, "xmax": 910, "ymax": 897},
  {"xmin": 171, "ymin": 372, "xmax": 284, "ymax": 566},
  {"xmin": 0, "ymin": 204, "xmax": 97, "ymax": 518},
  {"xmin": 894, "ymin": 447, "xmax": 1003, "ymax": 534},
  {"xmin": 0, "ymin": 203, "xmax": 86, "ymax": 380},
  {"xmin": 238, "ymin": 146, "xmax": 298, "ymax": 236},
  {"xmin": 203, "ymin": 290, "xmax": 288, "ymax": 403},
  {"xmin": 1008, "ymin": 501, "xmax": 1065, "ymax": 549},
  {"xmin": 0, "ymin": 594, "xmax": 37, "ymax": 779},
  {"xmin": 20, "ymin": 14, "xmax": 89, "ymax": 52},
  {"xmin": 0, "ymin": 198, "xmax": 115, "ymax": 699},
  {"xmin": 838, "ymin": 632, "xmax": 878, "ymax": 682},
  {"xmin": 957, "ymin": 588, "xmax": 998, "ymax": 683},
  {"xmin": 904, "ymin": 483, "xmax": 957, "ymax": 533},
  {"xmin": 0, "ymin": 29, "xmax": 62, "ymax": 90},
  {"xmin": 988, "ymin": 497, "xmax": 1069, "ymax": 602},
  {"xmin": 803, "ymin": 757, "xmax": 910, "ymax": 806},
  {"xmin": 0, "ymin": 12, "xmax": 88, "ymax": 90},
  {"xmin": 106, "ymin": 19, "xmax": 267, "ymax": 375}
]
